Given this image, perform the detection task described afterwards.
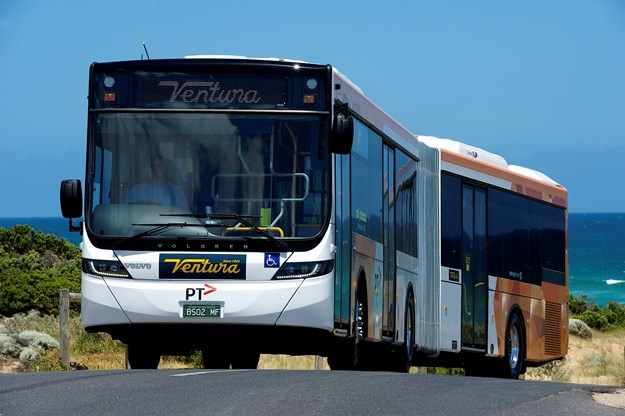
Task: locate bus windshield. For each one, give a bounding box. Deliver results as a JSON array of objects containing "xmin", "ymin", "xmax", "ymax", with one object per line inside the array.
[{"xmin": 87, "ymin": 112, "xmax": 330, "ymax": 242}]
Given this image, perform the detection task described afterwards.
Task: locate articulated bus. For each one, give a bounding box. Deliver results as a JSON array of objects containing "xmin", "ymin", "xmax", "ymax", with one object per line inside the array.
[{"xmin": 60, "ymin": 56, "xmax": 567, "ymax": 376}]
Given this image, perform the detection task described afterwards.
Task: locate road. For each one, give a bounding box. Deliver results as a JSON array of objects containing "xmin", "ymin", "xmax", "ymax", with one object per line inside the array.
[{"xmin": 1, "ymin": 369, "xmax": 623, "ymax": 416}]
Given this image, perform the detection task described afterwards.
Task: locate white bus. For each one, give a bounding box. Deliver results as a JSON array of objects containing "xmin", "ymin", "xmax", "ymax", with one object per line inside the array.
[{"xmin": 61, "ymin": 56, "xmax": 567, "ymax": 376}]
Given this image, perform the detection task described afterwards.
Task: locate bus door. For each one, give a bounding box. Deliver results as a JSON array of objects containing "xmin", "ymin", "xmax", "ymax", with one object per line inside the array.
[
  {"xmin": 334, "ymin": 154, "xmax": 352, "ymax": 330},
  {"xmin": 382, "ymin": 144, "xmax": 395, "ymax": 338},
  {"xmin": 461, "ymin": 184, "xmax": 487, "ymax": 350}
]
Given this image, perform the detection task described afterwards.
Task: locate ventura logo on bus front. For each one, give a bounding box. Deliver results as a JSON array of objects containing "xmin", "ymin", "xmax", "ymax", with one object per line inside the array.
[
  {"xmin": 158, "ymin": 81, "xmax": 262, "ymax": 104},
  {"xmin": 159, "ymin": 254, "xmax": 246, "ymax": 279}
]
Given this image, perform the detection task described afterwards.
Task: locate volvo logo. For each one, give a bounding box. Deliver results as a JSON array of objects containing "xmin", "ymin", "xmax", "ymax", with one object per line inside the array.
[{"xmin": 123, "ymin": 262, "xmax": 152, "ymax": 270}]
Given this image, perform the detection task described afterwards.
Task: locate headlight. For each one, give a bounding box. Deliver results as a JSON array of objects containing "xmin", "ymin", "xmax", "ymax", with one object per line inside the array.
[
  {"xmin": 82, "ymin": 259, "xmax": 130, "ymax": 278},
  {"xmin": 273, "ymin": 260, "xmax": 334, "ymax": 280}
]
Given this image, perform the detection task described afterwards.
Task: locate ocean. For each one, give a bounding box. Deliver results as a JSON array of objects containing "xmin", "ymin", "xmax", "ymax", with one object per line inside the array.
[
  {"xmin": 1, "ymin": 213, "xmax": 624, "ymax": 306},
  {"xmin": 568, "ymin": 213, "xmax": 625, "ymax": 306}
]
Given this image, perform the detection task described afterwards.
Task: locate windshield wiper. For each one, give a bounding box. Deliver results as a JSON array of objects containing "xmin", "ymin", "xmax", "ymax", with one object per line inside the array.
[
  {"xmin": 165, "ymin": 212, "xmax": 288, "ymax": 250},
  {"xmin": 113, "ymin": 221, "xmax": 210, "ymax": 249}
]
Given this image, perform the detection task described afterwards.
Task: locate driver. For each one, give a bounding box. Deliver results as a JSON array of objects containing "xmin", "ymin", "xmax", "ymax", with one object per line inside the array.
[{"xmin": 126, "ymin": 158, "xmax": 189, "ymax": 210}]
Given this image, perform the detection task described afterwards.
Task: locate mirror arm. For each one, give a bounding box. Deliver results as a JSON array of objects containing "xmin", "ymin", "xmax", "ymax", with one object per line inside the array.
[{"xmin": 67, "ymin": 218, "xmax": 83, "ymax": 233}]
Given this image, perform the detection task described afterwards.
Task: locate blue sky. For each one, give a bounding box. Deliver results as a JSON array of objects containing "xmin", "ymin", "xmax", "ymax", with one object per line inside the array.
[{"xmin": 1, "ymin": 0, "xmax": 624, "ymax": 216}]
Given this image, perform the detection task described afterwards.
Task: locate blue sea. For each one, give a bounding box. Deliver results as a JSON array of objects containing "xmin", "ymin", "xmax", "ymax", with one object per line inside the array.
[{"xmin": 1, "ymin": 213, "xmax": 624, "ymax": 306}]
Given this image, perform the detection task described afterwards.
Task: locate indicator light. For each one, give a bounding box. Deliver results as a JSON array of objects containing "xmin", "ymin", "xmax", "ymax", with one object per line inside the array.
[
  {"xmin": 104, "ymin": 92, "xmax": 117, "ymax": 102},
  {"xmin": 303, "ymin": 95, "xmax": 315, "ymax": 104}
]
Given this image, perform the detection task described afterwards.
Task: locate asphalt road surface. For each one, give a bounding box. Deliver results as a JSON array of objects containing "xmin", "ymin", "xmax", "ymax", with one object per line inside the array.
[{"xmin": 1, "ymin": 369, "xmax": 623, "ymax": 416}]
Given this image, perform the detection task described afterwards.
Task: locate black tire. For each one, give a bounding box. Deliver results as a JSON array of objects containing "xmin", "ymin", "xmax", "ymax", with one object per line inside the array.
[
  {"xmin": 500, "ymin": 311, "xmax": 525, "ymax": 379},
  {"xmin": 201, "ymin": 347, "xmax": 230, "ymax": 369},
  {"xmin": 126, "ymin": 343, "xmax": 160, "ymax": 369},
  {"xmin": 327, "ymin": 338, "xmax": 356, "ymax": 370},
  {"xmin": 327, "ymin": 349, "xmax": 349, "ymax": 370},
  {"xmin": 393, "ymin": 293, "xmax": 415, "ymax": 373},
  {"xmin": 328, "ymin": 286, "xmax": 368, "ymax": 371},
  {"xmin": 231, "ymin": 351, "xmax": 261, "ymax": 369}
]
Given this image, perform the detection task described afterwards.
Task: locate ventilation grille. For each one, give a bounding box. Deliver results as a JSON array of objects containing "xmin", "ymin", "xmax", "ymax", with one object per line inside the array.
[{"xmin": 545, "ymin": 302, "xmax": 562, "ymax": 356}]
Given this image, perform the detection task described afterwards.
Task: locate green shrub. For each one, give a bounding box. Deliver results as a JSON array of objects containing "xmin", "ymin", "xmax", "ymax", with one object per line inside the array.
[
  {"xmin": 569, "ymin": 293, "xmax": 597, "ymax": 315},
  {"xmin": 19, "ymin": 347, "xmax": 41, "ymax": 362},
  {"xmin": 0, "ymin": 225, "xmax": 81, "ymax": 316},
  {"xmin": 603, "ymin": 301, "xmax": 625, "ymax": 328},
  {"xmin": 17, "ymin": 330, "xmax": 60, "ymax": 350},
  {"xmin": 579, "ymin": 311, "xmax": 609, "ymax": 331},
  {"xmin": 72, "ymin": 331, "xmax": 124, "ymax": 355},
  {"xmin": 0, "ymin": 332, "xmax": 20, "ymax": 356},
  {"xmin": 570, "ymin": 293, "xmax": 625, "ymax": 331}
]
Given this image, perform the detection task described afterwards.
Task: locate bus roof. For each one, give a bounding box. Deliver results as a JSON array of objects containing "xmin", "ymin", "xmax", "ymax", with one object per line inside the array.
[
  {"xmin": 418, "ymin": 135, "xmax": 561, "ymax": 187},
  {"xmin": 184, "ymin": 55, "xmax": 312, "ymax": 65}
]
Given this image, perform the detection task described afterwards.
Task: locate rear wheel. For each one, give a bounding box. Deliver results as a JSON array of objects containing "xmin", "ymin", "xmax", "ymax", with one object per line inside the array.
[{"xmin": 499, "ymin": 312, "xmax": 525, "ymax": 379}]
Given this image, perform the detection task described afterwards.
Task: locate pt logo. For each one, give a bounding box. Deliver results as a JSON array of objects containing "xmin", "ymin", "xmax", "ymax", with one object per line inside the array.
[{"xmin": 185, "ymin": 284, "xmax": 217, "ymax": 300}]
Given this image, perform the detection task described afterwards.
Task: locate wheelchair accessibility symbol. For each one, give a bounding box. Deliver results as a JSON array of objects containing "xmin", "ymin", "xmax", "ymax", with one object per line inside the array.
[{"xmin": 264, "ymin": 253, "xmax": 280, "ymax": 268}]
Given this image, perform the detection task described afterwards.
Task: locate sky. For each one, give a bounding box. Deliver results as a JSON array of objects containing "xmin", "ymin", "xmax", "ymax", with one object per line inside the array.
[{"xmin": 0, "ymin": 0, "xmax": 624, "ymax": 216}]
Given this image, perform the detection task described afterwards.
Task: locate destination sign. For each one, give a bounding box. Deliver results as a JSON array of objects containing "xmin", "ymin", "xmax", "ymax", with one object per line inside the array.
[
  {"xmin": 139, "ymin": 75, "xmax": 287, "ymax": 108},
  {"xmin": 94, "ymin": 71, "xmax": 288, "ymax": 109},
  {"xmin": 92, "ymin": 66, "xmax": 328, "ymax": 111},
  {"xmin": 158, "ymin": 80, "xmax": 266, "ymax": 105}
]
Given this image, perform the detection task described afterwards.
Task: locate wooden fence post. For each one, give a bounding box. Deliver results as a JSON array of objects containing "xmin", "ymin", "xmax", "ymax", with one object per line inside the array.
[
  {"xmin": 59, "ymin": 289, "xmax": 82, "ymax": 369},
  {"xmin": 59, "ymin": 289, "xmax": 70, "ymax": 367}
]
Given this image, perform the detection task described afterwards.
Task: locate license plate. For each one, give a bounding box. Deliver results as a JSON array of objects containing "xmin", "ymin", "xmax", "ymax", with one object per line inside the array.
[{"xmin": 181, "ymin": 303, "xmax": 223, "ymax": 318}]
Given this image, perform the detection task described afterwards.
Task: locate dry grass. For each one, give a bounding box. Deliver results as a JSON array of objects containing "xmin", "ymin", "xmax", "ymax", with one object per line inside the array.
[
  {"xmin": 1, "ymin": 312, "xmax": 624, "ymax": 386},
  {"xmin": 259, "ymin": 354, "xmax": 329, "ymax": 370},
  {"xmin": 69, "ymin": 352, "xmax": 329, "ymax": 371},
  {"xmin": 526, "ymin": 329, "xmax": 625, "ymax": 386}
]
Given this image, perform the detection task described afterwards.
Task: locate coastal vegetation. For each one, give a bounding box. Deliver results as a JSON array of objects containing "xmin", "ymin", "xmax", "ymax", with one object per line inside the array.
[
  {"xmin": 1, "ymin": 224, "xmax": 624, "ymax": 385},
  {"xmin": 0, "ymin": 225, "xmax": 81, "ymax": 316}
]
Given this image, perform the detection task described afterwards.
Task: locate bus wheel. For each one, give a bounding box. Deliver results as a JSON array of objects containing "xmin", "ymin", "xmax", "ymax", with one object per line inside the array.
[
  {"xmin": 201, "ymin": 347, "xmax": 230, "ymax": 369},
  {"xmin": 500, "ymin": 312, "xmax": 525, "ymax": 379},
  {"xmin": 328, "ymin": 289, "xmax": 367, "ymax": 371},
  {"xmin": 126, "ymin": 342, "xmax": 160, "ymax": 369},
  {"xmin": 393, "ymin": 292, "xmax": 415, "ymax": 373},
  {"xmin": 231, "ymin": 350, "xmax": 260, "ymax": 369}
]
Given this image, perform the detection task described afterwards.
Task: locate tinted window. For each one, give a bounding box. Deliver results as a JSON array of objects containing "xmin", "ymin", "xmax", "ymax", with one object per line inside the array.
[
  {"xmin": 542, "ymin": 204, "xmax": 566, "ymax": 273},
  {"xmin": 487, "ymin": 188, "xmax": 566, "ymax": 285},
  {"xmin": 441, "ymin": 174, "xmax": 462, "ymax": 269},
  {"xmin": 351, "ymin": 120, "xmax": 383, "ymax": 242},
  {"xmin": 395, "ymin": 151, "xmax": 418, "ymax": 257}
]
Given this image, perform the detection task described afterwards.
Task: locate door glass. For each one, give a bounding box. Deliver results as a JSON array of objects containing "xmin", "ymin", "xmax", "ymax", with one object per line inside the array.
[
  {"xmin": 473, "ymin": 188, "xmax": 487, "ymax": 347},
  {"xmin": 461, "ymin": 185, "xmax": 474, "ymax": 346},
  {"xmin": 382, "ymin": 145, "xmax": 395, "ymax": 333},
  {"xmin": 462, "ymin": 184, "xmax": 487, "ymax": 349}
]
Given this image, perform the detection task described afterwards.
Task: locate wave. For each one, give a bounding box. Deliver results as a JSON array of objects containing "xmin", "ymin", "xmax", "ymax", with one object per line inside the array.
[{"xmin": 606, "ymin": 279, "xmax": 625, "ymax": 285}]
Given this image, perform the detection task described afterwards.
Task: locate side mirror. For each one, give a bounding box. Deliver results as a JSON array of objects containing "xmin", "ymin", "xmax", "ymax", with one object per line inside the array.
[
  {"xmin": 60, "ymin": 179, "xmax": 83, "ymax": 232},
  {"xmin": 330, "ymin": 113, "xmax": 354, "ymax": 155}
]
